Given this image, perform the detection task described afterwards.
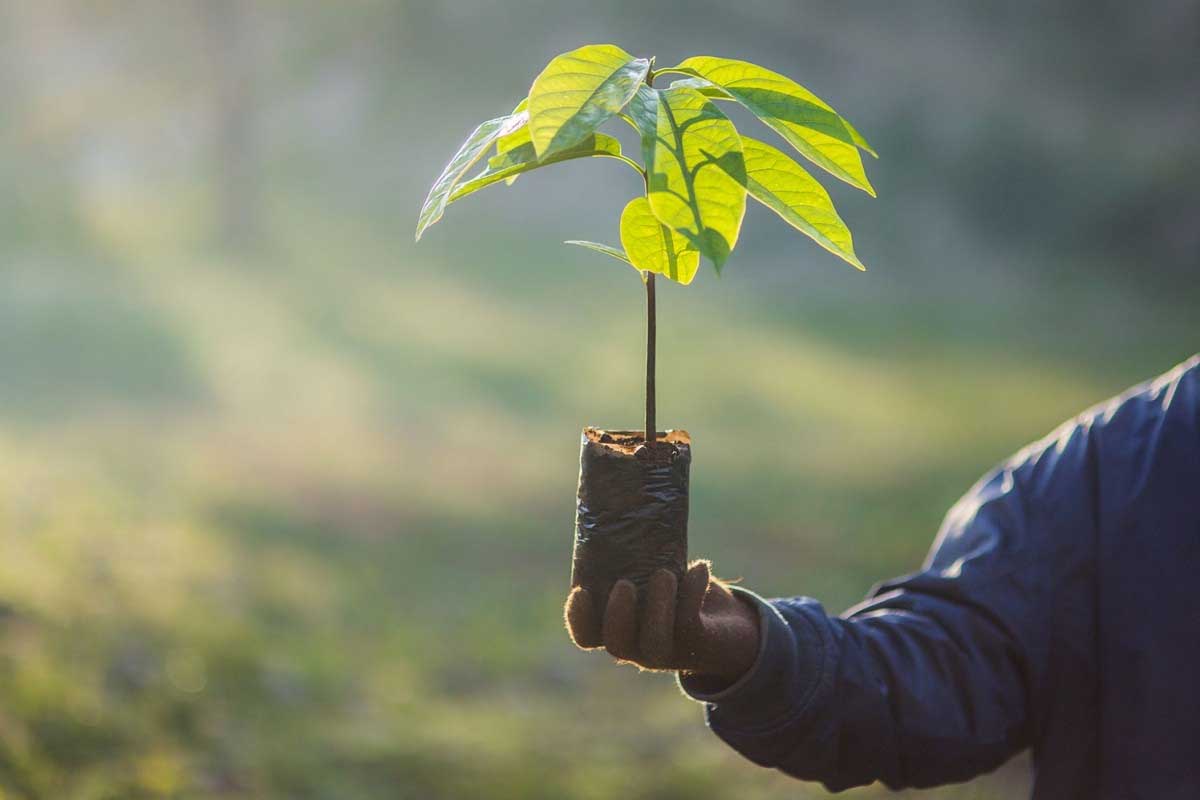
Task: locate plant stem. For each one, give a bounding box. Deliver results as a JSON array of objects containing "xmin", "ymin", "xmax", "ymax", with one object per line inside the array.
[
  {"xmin": 645, "ymin": 272, "xmax": 656, "ymax": 446},
  {"xmin": 643, "ymin": 66, "xmax": 657, "ymax": 448}
]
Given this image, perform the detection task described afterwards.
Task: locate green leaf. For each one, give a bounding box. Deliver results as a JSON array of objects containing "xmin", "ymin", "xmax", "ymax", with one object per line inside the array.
[
  {"xmin": 628, "ymin": 85, "xmax": 746, "ymax": 270},
  {"xmin": 448, "ymin": 133, "xmax": 624, "ymax": 202},
  {"xmin": 496, "ymin": 123, "xmax": 531, "ymax": 156},
  {"xmin": 664, "ymin": 57, "xmax": 875, "ymax": 196},
  {"xmin": 619, "ymin": 196, "xmax": 701, "ymax": 285},
  {"xmin": 672, "ymin": 73, "xmax": 876, "ymax": 158},
  {"xmin": 842, "ymin": 117, "xmax": 878, "ymax": 159},
  {"xmin": 496, "ymin": 98, "xmax": 532, "ymax": 185},
  {"xmin": 527, "ymin": 44, "xmax": 650, "ymax": 158},
  {"xmin": 563, "ymin": 240, "xmax": 633, "ymax": 267},
  {"xmin": 739, "ymin": 136, "xmax": 865, "ymax": 271},
  {"xmin": 667, "ymin": 76, "xmax": 732, "ymax": 100},
  {"xmin": 415, "ymin": 111, "xmax": 527, "ymax": 241}
]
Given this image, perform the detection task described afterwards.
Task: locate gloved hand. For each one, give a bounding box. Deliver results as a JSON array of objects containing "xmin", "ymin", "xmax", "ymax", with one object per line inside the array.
[{"xmin": 564, "ymin": 559, "xmax": 761, "ymax": 683}]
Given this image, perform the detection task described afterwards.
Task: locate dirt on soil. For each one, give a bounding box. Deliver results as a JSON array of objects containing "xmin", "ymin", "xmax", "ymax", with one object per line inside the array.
[{"xmin": 584, "ymin": 427, "xmax": 690, "ymax": 465}]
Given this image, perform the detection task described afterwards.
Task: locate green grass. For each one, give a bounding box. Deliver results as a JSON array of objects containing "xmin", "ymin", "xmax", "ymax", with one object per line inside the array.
[{"xmin": 0, "ymin": 181, "xmax": 1193, "ymax": 799}]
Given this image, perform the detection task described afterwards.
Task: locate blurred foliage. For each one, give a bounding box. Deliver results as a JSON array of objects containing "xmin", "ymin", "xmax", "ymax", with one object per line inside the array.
[{"xmin": 0, "ymin": 2, "xmax": 1196, "ymax": 798}]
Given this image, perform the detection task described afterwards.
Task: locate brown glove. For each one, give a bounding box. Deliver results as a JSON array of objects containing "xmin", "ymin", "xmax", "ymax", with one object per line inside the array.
[{"xmin": 564, "ymin": 559, "xmax": 761, "ymax": 683}]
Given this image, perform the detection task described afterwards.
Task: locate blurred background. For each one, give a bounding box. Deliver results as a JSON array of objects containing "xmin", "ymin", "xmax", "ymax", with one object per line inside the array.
[{"xmin": 0, "ymin": 1, "xmax": 1196, "ymax": 798}]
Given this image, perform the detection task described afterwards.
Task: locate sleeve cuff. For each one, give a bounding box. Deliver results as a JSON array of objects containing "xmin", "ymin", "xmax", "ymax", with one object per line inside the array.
[{"xmin": 677, "ymin": 588, "xmax": 828, "ymax": 733}]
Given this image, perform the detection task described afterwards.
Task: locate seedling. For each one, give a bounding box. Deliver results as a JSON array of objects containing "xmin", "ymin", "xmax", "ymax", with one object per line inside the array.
[
  {"xmin": 416, "ymin": 44, "xmax": 876, "ymax": 595},
  {"xmin": 417, "ymin": 44, "xmax": 874, "ymax": 445}
]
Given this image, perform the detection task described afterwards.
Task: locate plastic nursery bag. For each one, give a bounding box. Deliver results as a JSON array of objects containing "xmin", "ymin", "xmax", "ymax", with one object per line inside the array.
[{"xmin": 570, "ymin": 428, "xmax": 691, "ymax": 603}]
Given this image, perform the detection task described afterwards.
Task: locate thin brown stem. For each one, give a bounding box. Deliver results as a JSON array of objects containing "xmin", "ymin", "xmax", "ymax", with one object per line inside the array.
[
  {"xmin": 645, "ymin": 272, "xmax": 656, "ymax": 446},
  {"xmin": 643, "ymin": 67, "xmax": 657, "ymax": 447}
]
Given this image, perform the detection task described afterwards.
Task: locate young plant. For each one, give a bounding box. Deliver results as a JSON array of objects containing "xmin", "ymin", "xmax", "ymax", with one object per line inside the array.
[
  {"xmin": 415, "ymin": 44, "xmax": 876, "ymax": 449},
  {"xmin": 417, "ymin": 44, "xmax": 877, "ymax": 601}
]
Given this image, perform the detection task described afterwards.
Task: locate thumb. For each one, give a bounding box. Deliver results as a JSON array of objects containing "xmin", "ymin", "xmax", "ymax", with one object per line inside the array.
[{"xmin": 564, "ymin": 586, "xmax": 602, "ymax": 649}]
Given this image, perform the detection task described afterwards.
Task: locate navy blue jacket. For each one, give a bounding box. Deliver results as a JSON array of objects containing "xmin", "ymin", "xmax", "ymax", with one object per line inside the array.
[{"xmin": 682, "ymin": 356, "xmax": 1200, "ymax": 798}]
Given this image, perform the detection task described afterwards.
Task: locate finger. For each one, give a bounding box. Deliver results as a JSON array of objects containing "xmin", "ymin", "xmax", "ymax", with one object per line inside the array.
[
  {"xmin": 639, "ymin": 570, "xmax": 677, "ymax": 667},
  {"xmin": 677, "ymin": 560, "xmax": 711, "ymax": 627},
  {"xmin": 564, "ymin": 586, "xmax": 602, "ymax": 649},
  {"xmin": 675, "ymin": 560, "xmax": 711, "ymax": 661},
  {"xmin": 603, "ymin": 579, "xmax": 640, "ymax": 662}
]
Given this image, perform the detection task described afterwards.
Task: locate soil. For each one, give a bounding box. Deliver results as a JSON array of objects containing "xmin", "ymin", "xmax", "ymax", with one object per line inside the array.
[{"xmin": 584, "ymin": 427, "xmax": 690, "ymax": 465}]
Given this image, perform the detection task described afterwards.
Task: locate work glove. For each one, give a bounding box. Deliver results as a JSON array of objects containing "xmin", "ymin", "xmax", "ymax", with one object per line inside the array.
[{"xmin": 564, "ymin": 559, "xmax": 761, "ymax": 683}]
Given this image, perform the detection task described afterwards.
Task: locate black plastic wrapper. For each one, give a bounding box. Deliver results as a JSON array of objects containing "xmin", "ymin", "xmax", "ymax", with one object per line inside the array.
[{"xmin": 570, "ymin": 428, "xmax": 691, "ymax": 605}]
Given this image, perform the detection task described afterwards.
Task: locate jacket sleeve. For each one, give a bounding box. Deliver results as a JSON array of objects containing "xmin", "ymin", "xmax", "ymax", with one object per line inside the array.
[{"xmin": 680, "ymin": 416, "xmax": 1103, "ymax": 791}]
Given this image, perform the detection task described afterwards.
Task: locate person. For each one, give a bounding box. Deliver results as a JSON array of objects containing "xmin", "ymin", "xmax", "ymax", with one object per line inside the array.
[{"xmin": 564, "ymin": 355, "xmax": 1200, "ymax": 799}]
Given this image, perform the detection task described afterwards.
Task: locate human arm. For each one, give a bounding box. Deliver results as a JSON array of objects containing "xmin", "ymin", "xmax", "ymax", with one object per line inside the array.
[{"xmin": 679, "ymin": 421, "xmax": 1102, "ymax": 791}]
